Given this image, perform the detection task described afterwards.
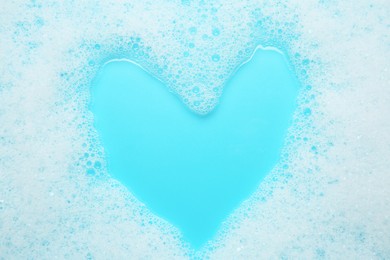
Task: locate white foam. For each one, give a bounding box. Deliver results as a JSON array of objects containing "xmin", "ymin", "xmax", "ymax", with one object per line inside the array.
[{"xmin": 0, "ymin": 0, "xmax": 389, "ymax": 258}]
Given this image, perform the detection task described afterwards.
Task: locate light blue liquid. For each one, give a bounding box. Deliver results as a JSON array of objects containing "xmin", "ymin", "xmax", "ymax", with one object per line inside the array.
[{"xmin": 90, "ymin": 48, "xmax": 298, "ymax": 249}]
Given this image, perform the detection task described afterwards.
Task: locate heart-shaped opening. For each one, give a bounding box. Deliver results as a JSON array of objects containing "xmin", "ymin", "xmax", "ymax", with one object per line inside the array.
[{"xmin": 90, "ymin": 47, "xmax": 299, "ymax": 249}]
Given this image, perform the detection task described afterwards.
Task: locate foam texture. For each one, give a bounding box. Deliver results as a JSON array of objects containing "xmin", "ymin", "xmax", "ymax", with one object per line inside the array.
[{"xmin": 0, "ymin": 0, "xmax": 389, "ymax": 259}]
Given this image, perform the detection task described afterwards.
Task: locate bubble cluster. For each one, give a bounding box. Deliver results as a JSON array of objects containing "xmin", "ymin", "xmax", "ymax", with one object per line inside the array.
[{"xmin": 0, "ymin": 0, "xmax": 389, "ymax": 259}]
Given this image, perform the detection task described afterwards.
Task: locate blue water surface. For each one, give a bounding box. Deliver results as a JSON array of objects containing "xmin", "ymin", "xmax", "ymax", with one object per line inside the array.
[{"xmin": 90, "ymin": 48, "xmax": 298, "ymax": 248}]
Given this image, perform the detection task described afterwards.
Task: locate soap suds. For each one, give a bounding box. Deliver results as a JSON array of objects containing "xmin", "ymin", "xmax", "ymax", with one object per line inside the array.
[{"xmin": 0, "ymin": 0, "xmax": 389, "ymax": 258}]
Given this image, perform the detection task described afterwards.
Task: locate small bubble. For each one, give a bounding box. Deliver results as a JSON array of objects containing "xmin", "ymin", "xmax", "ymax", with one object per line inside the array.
[
  {"xmin": 94, "ymin": 161, "xmax": 102, "ymax": 169},
  {"xmin": 94, "ymin": 44, "xmax": 101, "ymax": 50},
  {"xmin": 192, "ymin": 87, "xmax": 199, "ymax": 93},
  {"xmin": 302, "ymin": 59, "xmax": 310, "ymax": 65},
  {"xmin": 183, "ymin": 51, "xmax": 189, "ymax": 57},
  {"xmin": 35, "ymin": 17, "xmax": 44, "ymax": 26},
  {"xmin": 86, "ymin": 168, "xmax": 95, "ymax": 175},
  {"xmin": 189, "ymin": 27, "xmax": 197, "ymax": 34},
  {"xmin": 212, "ymin": 54, "xmax": 220, "ymax": 62},
  {"xmin": 86, "ymin": 252, "xmax": 93, "ymax": 260},
  {"xmin": 189, "ymin": 42, "xmax": 195, "ymax": 48},
  {"xmin": 193, "ymin": 101, "xmax": 201, "ymax": 106},
  {"xmin": 303, "ymin": 108, "xmax": 312, "ymax": 116},
  {"xmin": 212, "ymin": 28, "xmax": 220, "ymax": 36}
]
